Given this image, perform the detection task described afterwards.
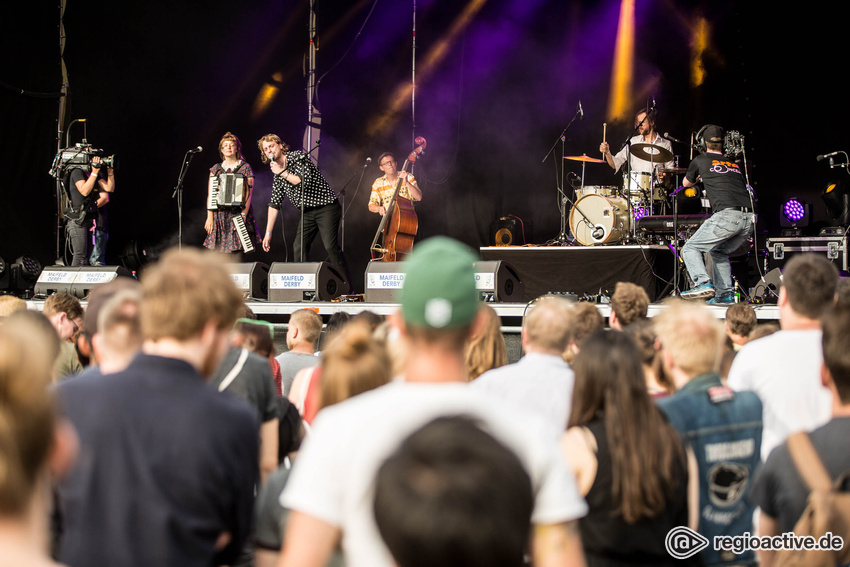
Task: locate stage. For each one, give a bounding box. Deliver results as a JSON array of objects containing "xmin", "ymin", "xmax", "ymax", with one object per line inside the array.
[{"xmin": 478, "ymin": 244, "xmax": 677, "ymax": 303}]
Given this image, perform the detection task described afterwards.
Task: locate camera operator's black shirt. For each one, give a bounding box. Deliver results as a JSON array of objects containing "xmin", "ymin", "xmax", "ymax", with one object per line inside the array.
[
  {"xmin": 67, "ymin": 167, "xmax": 101, "ymax": 210},
  {"xmin": 685, "ymin": 152, "xmax": 751, "ymax": 213}
]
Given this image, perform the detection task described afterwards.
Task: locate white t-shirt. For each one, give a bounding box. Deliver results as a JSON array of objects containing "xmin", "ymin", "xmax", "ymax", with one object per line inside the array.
[
  {"xmin": 281, "ymin": 381, "xmax": 587, "ymax": 567},
  {"xmin": 726, "ymin": 329, "xmax": 832, "ymax": 461},
  {"xmin": 471, "ymin": 352, "xmax": 574, "ymax": 440}
]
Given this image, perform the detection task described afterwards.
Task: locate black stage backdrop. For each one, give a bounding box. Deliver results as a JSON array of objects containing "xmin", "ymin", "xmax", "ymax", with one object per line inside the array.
[{"xmin": 3, "ymin": 1, "xmax": 849, "ymax": 292}]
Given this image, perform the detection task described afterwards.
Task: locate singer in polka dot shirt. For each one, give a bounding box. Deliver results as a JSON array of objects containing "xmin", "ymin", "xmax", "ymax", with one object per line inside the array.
[{"xmin": 258, "ymin": 134, "xmax": 350, "ymax": 286}]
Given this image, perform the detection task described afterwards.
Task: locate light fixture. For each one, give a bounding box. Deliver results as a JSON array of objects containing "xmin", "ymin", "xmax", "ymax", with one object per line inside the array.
[
  {"xmin": 779, "ymin": 198, "xmax": 810, "ymax": 236},
  {"xmin": 822, "ymin": 180, "xmax": 849, "ymax": 226}
]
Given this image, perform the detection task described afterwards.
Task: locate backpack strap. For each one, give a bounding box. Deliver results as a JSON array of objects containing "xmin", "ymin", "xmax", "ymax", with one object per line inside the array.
[{"xmin": 786, "ymin": 431, "xmax": 833, "ymax": 492}]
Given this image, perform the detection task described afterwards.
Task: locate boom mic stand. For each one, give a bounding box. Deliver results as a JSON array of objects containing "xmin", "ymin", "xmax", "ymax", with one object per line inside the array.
[
  {"xmin": 542, "ymin": 106, "xmax": 582, "ymax": 245},
  {"xmin": 172, "ymin": 147, "xmax": 201, "ymax": 251}
]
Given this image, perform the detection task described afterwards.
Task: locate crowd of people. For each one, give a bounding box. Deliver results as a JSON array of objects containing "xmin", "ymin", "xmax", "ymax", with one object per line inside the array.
[{"xmin": 0, "ymin": 240, "xmax": 848, "ymax": 567}]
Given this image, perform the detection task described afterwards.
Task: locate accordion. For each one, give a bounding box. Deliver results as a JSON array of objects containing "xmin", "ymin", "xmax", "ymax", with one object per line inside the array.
[{"xmin": 207, "ymin": 173, "xmax": 246, "ymax": 210}]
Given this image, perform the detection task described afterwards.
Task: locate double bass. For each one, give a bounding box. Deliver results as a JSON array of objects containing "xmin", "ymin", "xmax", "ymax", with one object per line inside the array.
[{"xmin": 370, "ymin": 137, "xmax": 426, "ymax": 261}]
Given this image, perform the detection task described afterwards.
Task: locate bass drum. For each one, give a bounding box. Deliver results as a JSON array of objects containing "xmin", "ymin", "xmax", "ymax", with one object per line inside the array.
[{"xmin": 570, "ymin": 194, "xmax": 629, "ymax": 246}]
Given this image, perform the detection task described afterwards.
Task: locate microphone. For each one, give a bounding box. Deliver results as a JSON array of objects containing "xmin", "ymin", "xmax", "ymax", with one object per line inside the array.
[
  {"xmin": 650, "ymin": 96, "xmax": 656, "ymax": 110},
  {"xmin": 817, "ymin": 151, "xmax": 841, "ymax": 162},
  {"xmin": 664, "ymin": 132, "xmax": 686, "ymax": 144},
  {"xmin": 188, "ymin": 146, "xmax": 203, "ymax": 153},
  {"xmin": 577, "ymin": 100, "xmax": 584, "ymax": 120},
  {"xmin": 591, "ymin": 226, "xmax": 604, "ymax": 241},
  {"xmin": 364, "ymin": 157, "xmax": 372, "ymax": 168}
]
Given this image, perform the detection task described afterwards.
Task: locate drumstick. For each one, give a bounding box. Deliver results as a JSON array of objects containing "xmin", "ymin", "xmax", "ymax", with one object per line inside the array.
[{"xmin": 602, "ymin": 123, "xmax": 607, "ymax": 156}]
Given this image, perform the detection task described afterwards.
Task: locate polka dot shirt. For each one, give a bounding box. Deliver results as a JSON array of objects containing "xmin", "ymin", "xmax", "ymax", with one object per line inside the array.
[{"xmin": 268, "ymin": 151, "xmax": 338, "ymax": 210}]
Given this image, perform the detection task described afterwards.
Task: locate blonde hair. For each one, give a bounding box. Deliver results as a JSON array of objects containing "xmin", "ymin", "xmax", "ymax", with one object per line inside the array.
[
  {"xmin": 0, "ymin": 322, "xmax": 56, "ymax": 516},
  {"xmin": 140, "ymin": 248, "xmax": 244, "ymax": 341},
  {"xmin": 319, "ymin": 322, "xmax": 392, "ymax": 410},
  {"xmin": 465, "ymin": 304, "xmax": 507, "ymax": 380},
  {"xmin": 257, "ymin": 134, "xmax": 289, "ymax": 164},
  {"xmin": 289, "ymin": 309, "xmax": 323, "ymax": 346},
  {"xmin": 654, "ymin": 300, "xmax": 724, "ymax": 377},
  {"xmin": 525, "ymin": 296, "xmax": 575, "ymax": 352},
  {"xmin": 42, "ymin": 292, "xmax": 83, "ymax": 321},
  {"xmin": 0, "ymin": 295, "xmax": 26, "ymax": 318}
]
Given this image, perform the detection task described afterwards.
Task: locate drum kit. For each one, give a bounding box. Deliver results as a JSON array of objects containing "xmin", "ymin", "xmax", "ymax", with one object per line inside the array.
[{"xmin": 564, "ymin": 145, "xmax": 688, "ymax": 246}]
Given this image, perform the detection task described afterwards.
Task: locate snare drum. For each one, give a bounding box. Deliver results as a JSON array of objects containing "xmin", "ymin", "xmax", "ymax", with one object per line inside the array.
[
  {"xmin": 577, "ymin": 185, "xmax": 618, "ymax": 198},
  {"xmin": 569, "ymin": 194, "xmax": 629, "ymax": 246}
]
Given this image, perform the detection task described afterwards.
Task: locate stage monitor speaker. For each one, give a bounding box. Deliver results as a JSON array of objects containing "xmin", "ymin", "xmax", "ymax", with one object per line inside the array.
[
  {"xmin": 34, "ymin": 265, "xmax": 135, "ymax": 299},
  {"xmin": 228, "ymin": 262, "xmax": 269, "ymax": 300},
  {"xmin": 490, "ymin": 217, "xmax": 523, "ymax": 247},
  {"xmin": 473, "ymin": 260, "xmax": 524, "ymax": 302},
  {"xmin": 752, "ymin": 268, "xmax": 783, "ymax": 304},
  {"xmin": 364, "ymin": 261, "xmax": 405, "ymax": 303},
  {"xmin": 268, "ymin": 262, "xmax": 347, "ymax": 302}
]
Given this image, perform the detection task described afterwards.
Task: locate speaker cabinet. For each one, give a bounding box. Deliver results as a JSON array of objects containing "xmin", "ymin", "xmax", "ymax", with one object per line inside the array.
[
  {"xmin": 364, "ymin": 261, "xmax": 405, "ymax": 303},
  {"xmin": 473, "ymin": 260, "xmax": 524, "ymax": 302},
  {"xmin": 34, "ymin": 266, "xmax": 134, "ymax": 299},
  {"xmin": 268, "ymin": 262, "xmax": 347, "ymax": 302},
  {"xmin": 228, "ymin": 262, "xmax": 269, "ymax": 300},
  {"xmin": 490, "ymin": 217, "xmax": 523, "ymax": 246},
  {"xmin": 752, "ymin": 268, "xmax": 782, "ymax": 304}
]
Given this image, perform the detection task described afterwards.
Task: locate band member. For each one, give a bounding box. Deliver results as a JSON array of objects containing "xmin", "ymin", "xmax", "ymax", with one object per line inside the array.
[
  {"xmin": 599, "ymin": 108, "xmax": 673, "ymax": 182},
  {"xmin": 204, "ymin": 132, "xmax": 261, "ymax": 253},
  {"xmin": 679, "ymin": 125, "xmax": 753, "ymax": 304},
  {"xmin": 368, "ymin": 152, "xmax": 423, "ymax": 216},
  {"xmin": 258, "ymin": 134, "xmax": 350, "ymax": 279},
  {"xmin": 65, "ymin": 157, "xmax": 115, "ymax": 266}
]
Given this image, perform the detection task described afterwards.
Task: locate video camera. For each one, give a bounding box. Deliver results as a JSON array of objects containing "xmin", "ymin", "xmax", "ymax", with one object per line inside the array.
[{"xmin": 49, "ymin": 141, "xmax": 119, "ymax": 179}]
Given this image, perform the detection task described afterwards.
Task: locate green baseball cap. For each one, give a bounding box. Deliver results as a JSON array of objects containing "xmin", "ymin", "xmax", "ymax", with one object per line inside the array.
[{"xmin": 400, "ymin": 237, "xmax": 480, "ymax": 329}]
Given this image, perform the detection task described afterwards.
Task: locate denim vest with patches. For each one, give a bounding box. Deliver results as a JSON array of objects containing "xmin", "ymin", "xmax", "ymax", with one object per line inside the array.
[{"xmin": 659, "ymin": 373, "xmax": 763, "ymax": 566}]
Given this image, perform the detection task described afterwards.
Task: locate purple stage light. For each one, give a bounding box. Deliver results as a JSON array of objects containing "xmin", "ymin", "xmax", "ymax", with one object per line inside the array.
[{"xmin": 783, "ymin": 199, "xmax": 805, "ymax": 223}]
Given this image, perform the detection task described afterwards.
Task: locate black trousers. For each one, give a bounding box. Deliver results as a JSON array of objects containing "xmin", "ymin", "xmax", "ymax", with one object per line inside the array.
[{"xmin": 293, "ymin": 201, "xmax": 351, "ymax": 287}]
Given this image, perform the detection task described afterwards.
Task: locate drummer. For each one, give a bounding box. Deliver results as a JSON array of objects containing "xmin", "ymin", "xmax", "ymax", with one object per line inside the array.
[{"xmin": 599, "ymin": 107, "xmax": 674, "ymax": 184}]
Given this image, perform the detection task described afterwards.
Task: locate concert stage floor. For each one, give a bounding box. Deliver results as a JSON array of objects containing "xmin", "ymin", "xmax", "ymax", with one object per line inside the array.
[{"xmin": 479, "ymin": 244, "xmax": 677, "ymax": 303}]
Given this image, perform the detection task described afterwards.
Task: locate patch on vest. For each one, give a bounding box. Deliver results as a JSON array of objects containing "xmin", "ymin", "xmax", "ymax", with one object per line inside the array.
[
  {"xmin": 707, "ymin": 462, "xmax": 749, "ymax": 507},
  {"xmin": 708, "ymin": 385, "xmax": 734, "ymax": 404}
]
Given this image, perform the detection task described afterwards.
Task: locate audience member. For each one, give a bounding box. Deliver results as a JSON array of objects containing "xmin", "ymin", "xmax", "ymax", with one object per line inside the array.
[
  {"xmin": 77, "ymin": 277, "xmax": 141, "ymax": 368},
  {"xmin": 750, "ymin": 304, "xmax": 850, "ymax": 566},
  {"xmin": 374, "ymin": 416, "xmax": 534, "ymax": 567},
  {"xmin": 319, "ymin": 311, "xmax": 350, "ymax": 350},
  {"xmin": 564, "ymin": 301, "xmax": 604, "ymax": 363},
  {"xmin": 42, "ymin": 292, "xmax": 84, "ymax": 380},
  {"xmin": 464, "ymin": 303, "xmax": 507, "ymax": 381},
  {"xmin": 86, "ymin": 288, "xmax": 143, "ymax": 375},
  {"xmin": 561, "ymin": 330, "xmax": 688, "ymax": 565},
  {"xmin": 4, "ymin": 310, "xmax": 61, "ymax": 371},
  {"xmin": 724, "ymin": 303, "xmax": 757, "ymax": 351},
  {"xmin": 278, "ymin": 237, "xmax": 587, "ymax": 567},
  {"xmin": 210, "ymin": 330, "xmax": 280, "ymax": 484},
  {"xmin": 728, "ymin": 254, "xmax": 837, "ymax": 461},
  {"xmin": 56, "ymin": 248, "xmax": 259, "ymax": 567},
  {"xmin": 623, "ymin": 319, "xmax": 673, "ymax": 398},
  {"xmin": 608, "ymin": 282, "xmax": 650, "ymax": 330},
  {"xmin": 655, "ymin": 301, "xmax": 762, "ymax": 566},
  {"xmin": 254, "ymin": 321, "xmax": 391, "ymax": 567},
  {"xmin": 835, "ymin": 276, "xmax": 850, "ymax": 308},
  {"xmin": 747, "ymin": 322, "xmax": 779, "ymax": 342},
  {"xmin": 0, "ymin": 295, "xmax": 26, "ymax": 319},
  {"xmin": 276, "ymin": 309, "xmax": 322, "ymax": 396},
  {"xmin": 472, "ymin": 295, "xmax": 575, "ymax": 437},
  {"xmin": 0, "ymin": 323, "xmax": 77, "ymax": 567}
]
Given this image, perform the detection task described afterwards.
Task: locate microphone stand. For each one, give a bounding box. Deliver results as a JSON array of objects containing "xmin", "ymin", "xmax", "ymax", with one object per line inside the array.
[
  {"xmin": 172, "ymin": 149, "xmax": 200, "ymax": 250},
  {"xmin": 337, "ymin": 160, "xmax": 370, "ymax": 252},
  {"xmin": 542, "ymin": 107, "xmax": 582, "ymax": 246},
  {"xmin": 284, "ymin": 140, "xmax": 322, "ymax": 262}
]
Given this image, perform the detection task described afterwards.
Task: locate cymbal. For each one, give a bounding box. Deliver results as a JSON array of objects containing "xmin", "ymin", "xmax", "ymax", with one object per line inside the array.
[
  {"xmin": 565, "ymin": 155, "xmax": 605, "ymax": 163},
  {"xmin": 658, "ymin": 167, "xmax": 688, "ymax": 175},
  {"xmin": 630, "ymin": 143, "xmax": 674, "ymax": 163}
]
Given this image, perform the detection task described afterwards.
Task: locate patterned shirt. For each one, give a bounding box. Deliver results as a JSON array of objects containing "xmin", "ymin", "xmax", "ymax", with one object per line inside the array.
[
  {"xmin": 369, "ymin": 174, "xmax": 419, "ymax": 209},
  {"xmin": 269, "ymin": 151, "xmax": 337, "ymax": 210}
]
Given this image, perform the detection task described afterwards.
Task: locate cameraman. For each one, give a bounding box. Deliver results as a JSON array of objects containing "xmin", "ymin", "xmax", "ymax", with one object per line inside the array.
[{"xmin": 66, "ymin": 156, "xmax": 114, "ymax": 266}]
